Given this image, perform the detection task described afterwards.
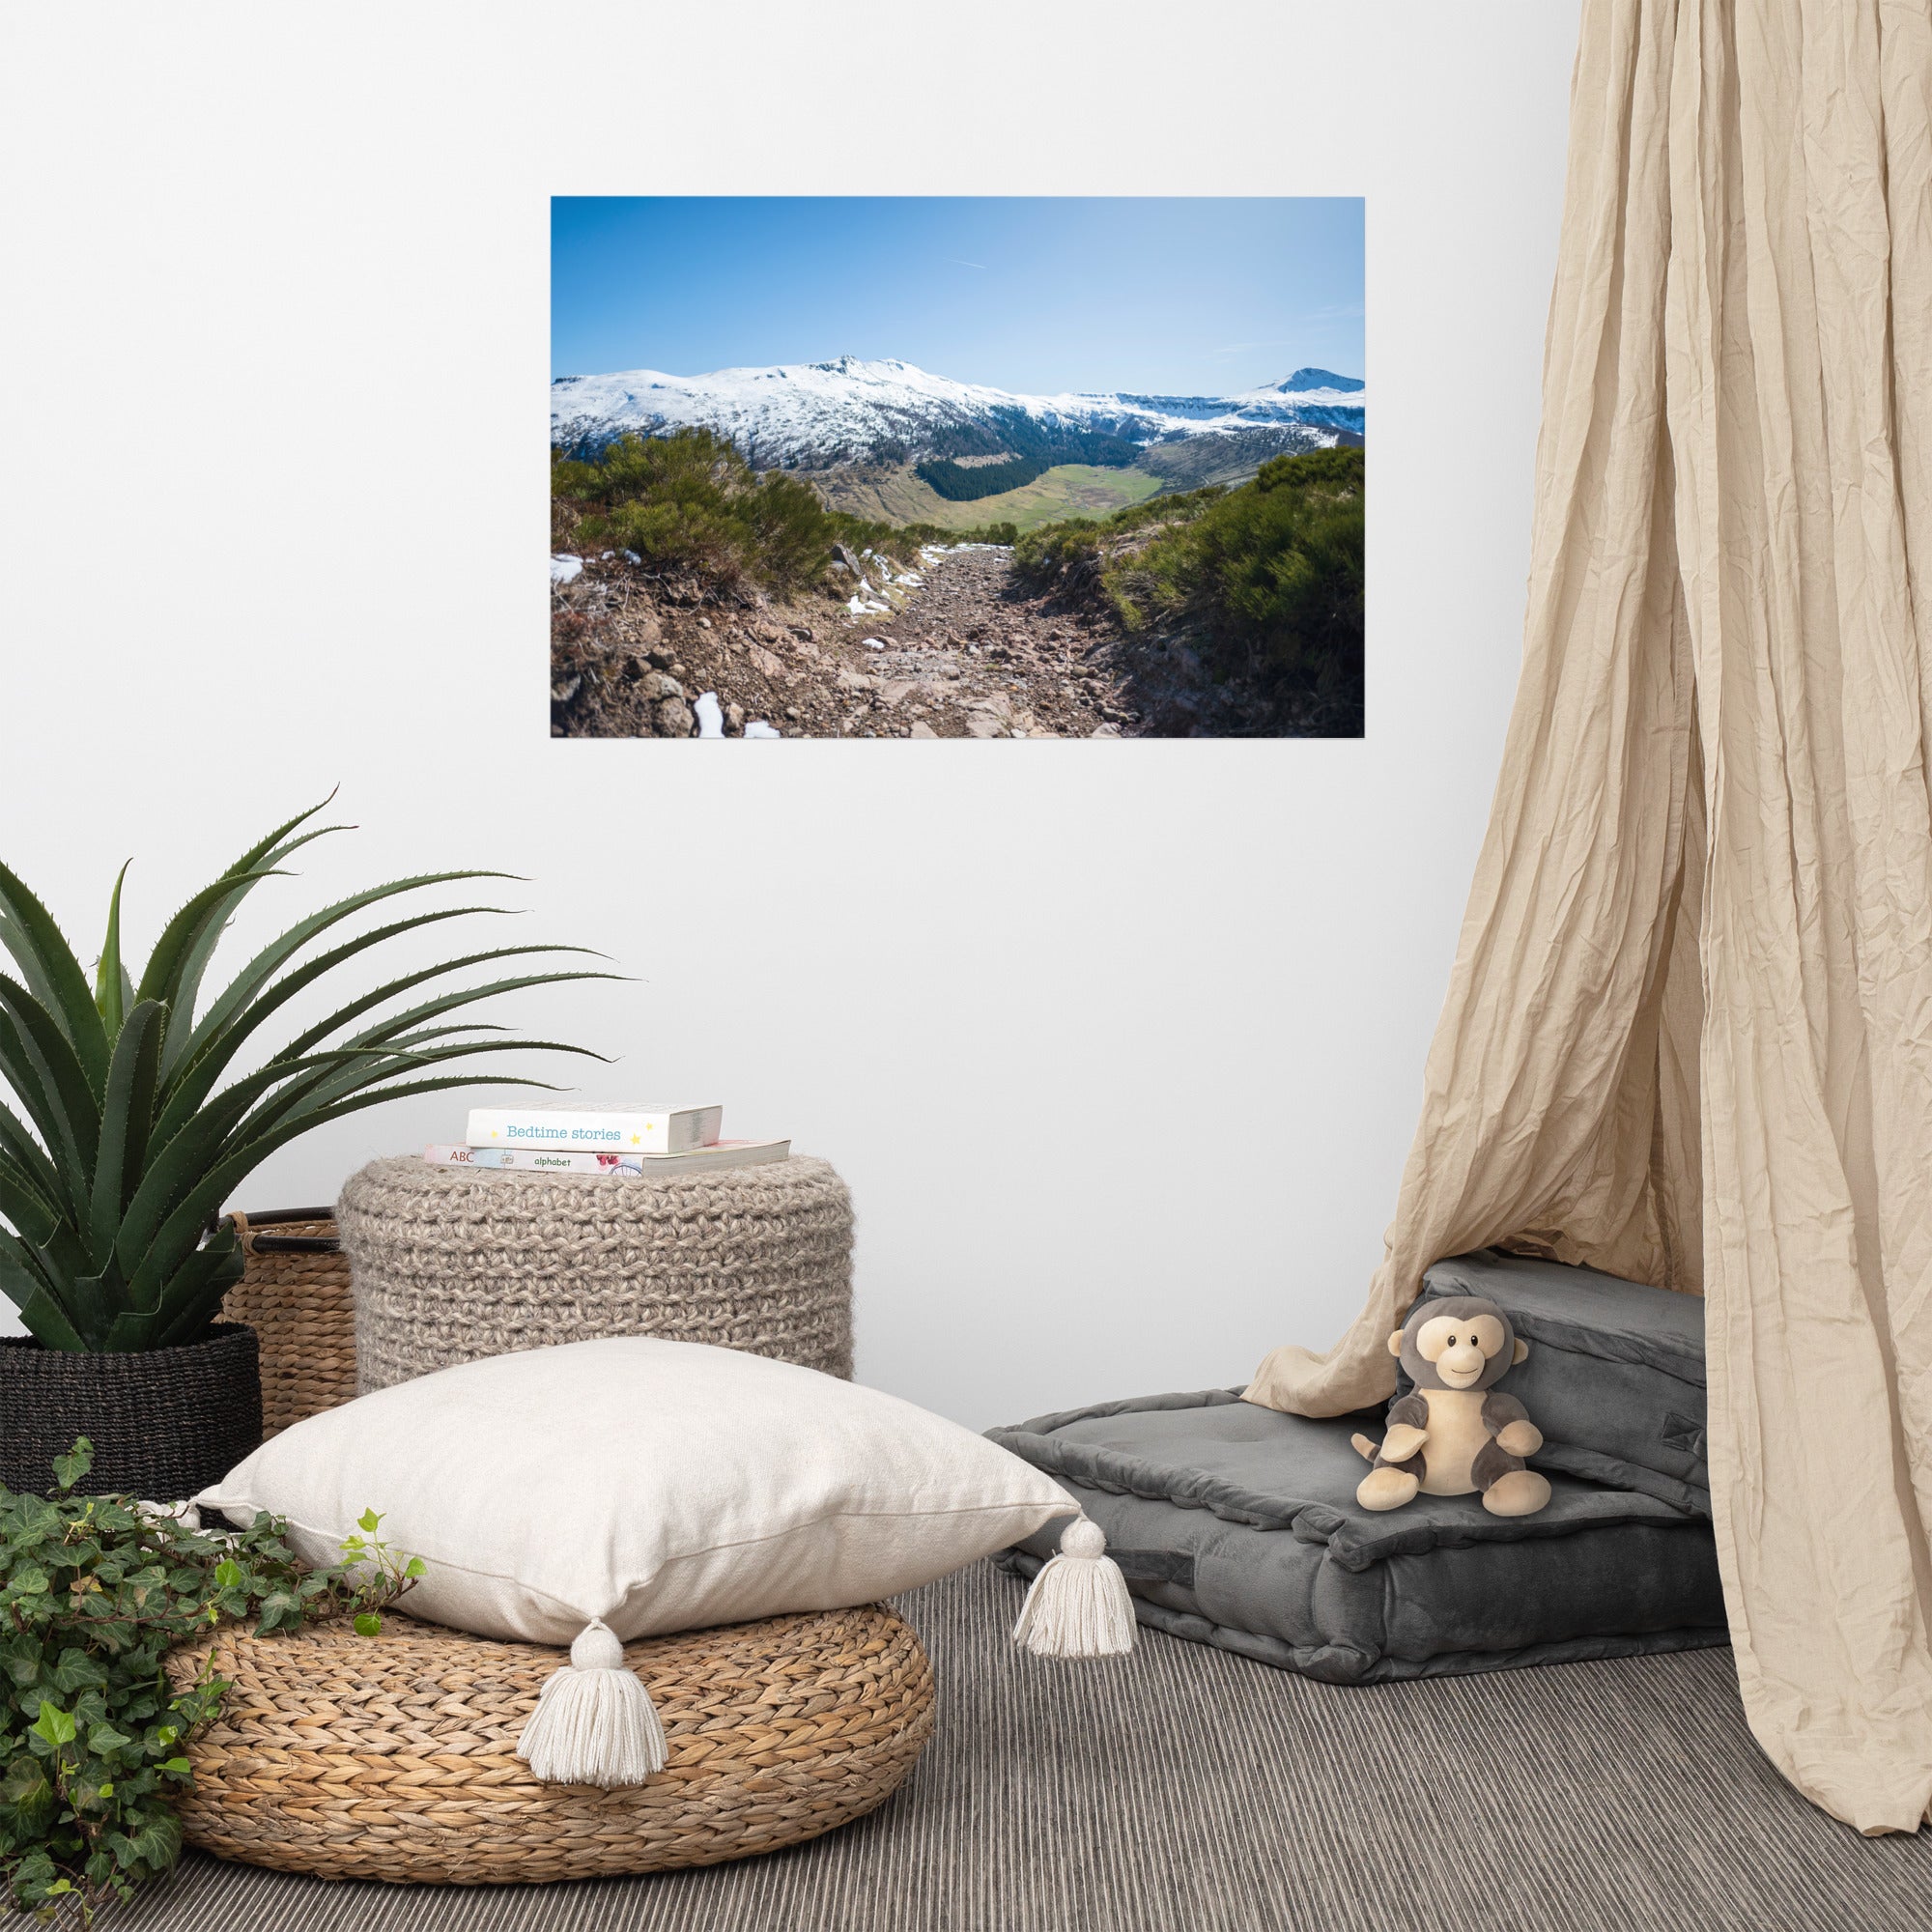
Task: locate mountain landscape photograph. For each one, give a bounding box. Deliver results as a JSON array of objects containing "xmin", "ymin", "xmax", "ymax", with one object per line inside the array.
[{"xmin": 551, "ymin": 197, "xmax": 1365, "ymax": 740}]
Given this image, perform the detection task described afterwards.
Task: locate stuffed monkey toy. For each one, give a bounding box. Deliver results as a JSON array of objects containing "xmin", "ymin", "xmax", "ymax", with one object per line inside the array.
[{"xmin": 1350, "ymin": 1294, "xmax": 1551, "ymax": 1517}]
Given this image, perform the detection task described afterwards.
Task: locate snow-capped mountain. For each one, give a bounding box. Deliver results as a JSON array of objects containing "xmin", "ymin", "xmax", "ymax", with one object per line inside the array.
[{"xmin": 550, "ymin": 355, "xmax": 1365, "ymax": 469}]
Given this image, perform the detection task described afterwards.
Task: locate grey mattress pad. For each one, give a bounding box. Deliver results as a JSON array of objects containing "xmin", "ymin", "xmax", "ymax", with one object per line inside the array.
[{"xmin": 989, "ymin": 1389, "xmax": 1725, "ymax": 1683}]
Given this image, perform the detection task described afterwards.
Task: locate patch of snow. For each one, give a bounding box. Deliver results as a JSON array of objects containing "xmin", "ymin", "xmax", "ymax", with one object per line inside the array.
[
  {"xmin": 550, "ymin": 554, "xmax": 582, "ymax": 584},
  {"xmin": 743, "ymin": 721, "xmax": 781, "ymax": 739},
  {"xmin": 550, "ymin": 355, "xmax": 1365, "ymax": 469},
  {"xmin": 862, "ymin": 638, "xmax": 887, "ymax": 651},
  {"xmin": 694, "ymin": 692, "xmax": 724, "ymax": 739}
]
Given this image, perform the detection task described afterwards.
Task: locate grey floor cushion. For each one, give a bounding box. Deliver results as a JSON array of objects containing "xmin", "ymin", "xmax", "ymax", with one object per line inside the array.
[
  {"xmin": 1421, "ymin": 1249, "xmax": 1709, "ymax": 1514},
  {"xmin": 991, "ymin": 1390, "xmax": 1726, "ymax": 1683}
]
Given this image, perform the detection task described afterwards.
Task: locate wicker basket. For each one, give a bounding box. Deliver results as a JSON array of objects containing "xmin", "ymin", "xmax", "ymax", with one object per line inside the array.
[
  {"xmin": 169, "ymin": 1602, "xmax": 934, "ymax": 1884},
  {"xmin": 0, "ymin": 1324, "xmax": 260, "ymax": 1499},
  {"xmin": 220, "ymin": 1208, "xmax": 357, "ymax": 1437}
]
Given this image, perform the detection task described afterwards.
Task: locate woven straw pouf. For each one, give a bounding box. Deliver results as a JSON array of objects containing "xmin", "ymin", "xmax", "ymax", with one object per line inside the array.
[
  {"xmin": 336, "ymin": 1154, "xmax": 854, "ymax": 1392},
  {"xmin": 168, "ymin": 1603, "xmax": 933, "ymax": 1884}
]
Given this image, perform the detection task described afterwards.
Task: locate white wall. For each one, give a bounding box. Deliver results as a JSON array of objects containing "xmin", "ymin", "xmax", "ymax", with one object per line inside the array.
[{"xmin": 0, "ymin": 1, "xmax": 1579, "ymax": 1427}]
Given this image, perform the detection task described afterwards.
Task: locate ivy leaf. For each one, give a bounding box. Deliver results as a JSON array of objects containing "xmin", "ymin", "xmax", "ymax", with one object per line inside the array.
[
  {"xmin": 108, "ymin": 1810, "xmax": 180, "ymax": 1870},
  {"xmin": 1, "ymin": 1640, "xmax": 43, "ymax": 1687},
  {"xmin": 404, "ymin": 1556, "xmax": 426, "ymax": 1579},
  {"xmin": 211, "ymin": 1557, "xmax": 243, "ymax": 1589},
  {"xmin": 0, "ymin": 1756, "xmax": 50, "ymax": 1806},
  {"xmin": 88, "ymin": 1721, "xmax": 134, "ymax": 1754},
  {"xmin": 356, "ymin": 1508, "xmax": 383, "ymax": 1534},
  {"xmin": 50, "ymin": 1438, "xmax": 93, "ymax": 1493},
  {"xmin": 156, "ymin": 1757, "xmax": 192, "ymax": 1776},
  {"xmin": 353, "ymin": 1611, "xmax": 383, "ymax": 1637},
  {"xmin": 31, "ymin": 1701, "xmax": 76, "ymax": 1748},
  {"xmin": 50, "ymin": 1647, "xmax": 108, "ymax": 1694},
  {"xmin": 70, "ymin": 1771, "xmax": 117, "ymax": 1813}
]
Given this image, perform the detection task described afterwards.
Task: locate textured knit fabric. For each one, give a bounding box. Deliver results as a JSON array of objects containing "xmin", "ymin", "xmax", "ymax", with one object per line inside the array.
[
  {"xmin": 1246, "ymin": 0, "xmax": 1932, "ymax": 1833},
  {"xmin": 124, "ymin": 1563, "xmax": 1932, "ymax": 1932},
  {"xmin": 336, "ymin": 1156, "xmax": 853, "ymax": 1390}
]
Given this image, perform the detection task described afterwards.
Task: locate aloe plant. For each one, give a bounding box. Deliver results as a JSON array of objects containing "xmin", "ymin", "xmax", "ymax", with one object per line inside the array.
[{"xmin": 0, "ymin": 801, "xmax": 611, "ymax": 1352}]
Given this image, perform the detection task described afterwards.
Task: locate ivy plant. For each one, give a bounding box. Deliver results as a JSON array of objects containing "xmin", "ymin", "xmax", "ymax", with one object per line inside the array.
[{"xmin": 0, "ymin": 1440, "xmax": 418, "ymax": 1923}]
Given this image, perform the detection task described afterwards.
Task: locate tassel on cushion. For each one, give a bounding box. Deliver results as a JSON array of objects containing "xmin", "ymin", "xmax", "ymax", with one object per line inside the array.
[
  {"xmin": 1011, "ymin": 1517, "xmax": 1136, "ymax": 1659},
  {"xmin": 516, "ymin": 1619, "xmax": 667, "ymax": 1785}
]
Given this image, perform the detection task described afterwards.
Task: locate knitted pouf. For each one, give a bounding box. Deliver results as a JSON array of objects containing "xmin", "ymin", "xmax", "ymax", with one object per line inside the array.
[
  {"xmin": 167, "ymin": 1603, "xmax": 934, "ymax": 1884},
  {"xmin": 337, "ymin": 1155, "xmax": 854, "ymax": 1392}
]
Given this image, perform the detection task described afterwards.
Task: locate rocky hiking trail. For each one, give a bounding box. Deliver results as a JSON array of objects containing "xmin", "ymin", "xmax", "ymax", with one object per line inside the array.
[{"xmin": 550, "ymin": 541, "xmax": 1232, "ymax": 741}]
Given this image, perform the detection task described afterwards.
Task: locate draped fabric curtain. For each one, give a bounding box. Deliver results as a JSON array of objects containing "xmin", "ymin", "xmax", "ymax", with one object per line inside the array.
[{"xmin": 1248, "ymin": 0, "xmax": 1932, "ymax": 1834}]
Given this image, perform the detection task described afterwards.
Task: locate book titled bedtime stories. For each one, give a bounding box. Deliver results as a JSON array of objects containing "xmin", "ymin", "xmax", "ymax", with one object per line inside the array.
[
  {"xmin": 426, "ymin": 1140, "xmax": 789, "ymax": 1177},
  {"xmin": 464, "ymin": 1103, "xmax": 724, "ymax": 1153}
]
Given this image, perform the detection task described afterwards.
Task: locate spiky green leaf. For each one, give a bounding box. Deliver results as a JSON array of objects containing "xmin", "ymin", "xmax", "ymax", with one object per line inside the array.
[
  {"xmin": 94, "ymin": 861, "xmax": 131, "ymax": 1037},
  {"xmin": 152, "ymin": 799, "xmax": 348, "ymax": 1077},
  {"xmin": 114, "ymin": 1048, "xmax": 406, "ymax": 1284},
  {"xmin": 171, "ymin": 875, "xmax": 519, "ymax": 1075},
  {"xmin": 0, "ymin": 974, "xmax": 100, "ymax": 1194},
  {"xmin": 0, "ymin": 861, "xmax": 110, "ymax": 1094},
  {"xmin": 157, "ymin": 919, "xmax": 574, "ymax": 1130},
  {"xmin": 89, "ymin": 1000, "xmax": 165, "ymax": 1269},
  {"xmin": 0, "ymin": 807, "xmax": 601, "ymax": 1354}
]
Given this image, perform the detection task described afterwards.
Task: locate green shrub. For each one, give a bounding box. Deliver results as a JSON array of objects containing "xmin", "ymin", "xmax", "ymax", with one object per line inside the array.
[
  {"xmin": 556, "ymin": 435, "xmax": 1060, "ymax": 590},
  {"xmin": 1011, "ymin": 448, "xmax": 1364, "ymax": 732},
  {"xmin": 592, "ymin": 498, "xmax": 738, "ymax": 581},
  {"xmin": 1012, "ymin": 520, "xmax": 1101, "ymax": 584},
  {"xmin": 1191, "ymin": 449, "xmax": 1361, "ymax": 680},
  {"xmin": 0, "ymin": 1439, "xmax": 417, "ymax": 1923},
  {"xmin": 746, "ymin": 472, "xmax": 838, "ymax": 586},
  {"xmin": 1194, "ymin": 460, "xmax": 1363, "ymax": 659},
  {"xmin": 559, "ymin": 429, "xmax": 850, "ymax": 595}
]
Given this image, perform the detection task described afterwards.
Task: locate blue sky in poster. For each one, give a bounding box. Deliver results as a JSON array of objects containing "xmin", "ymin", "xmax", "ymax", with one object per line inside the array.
[{"xmin": 551, "ymin": 197, "xmax": 1364, "ymax": 398}]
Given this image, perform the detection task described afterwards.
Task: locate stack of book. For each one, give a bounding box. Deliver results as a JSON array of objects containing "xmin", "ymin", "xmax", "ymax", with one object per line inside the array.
[{"xmin": 424, "ymin": 1104, "xmax": 789, "ymax": 1177}]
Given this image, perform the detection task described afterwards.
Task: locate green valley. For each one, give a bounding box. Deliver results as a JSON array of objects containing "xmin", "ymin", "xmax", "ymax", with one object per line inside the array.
[{"xmin": 810, "ymin": 461, "xmax": 1164, "ymax": 534}]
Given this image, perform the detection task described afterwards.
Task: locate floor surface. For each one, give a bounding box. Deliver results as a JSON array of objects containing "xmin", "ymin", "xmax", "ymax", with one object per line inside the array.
[{"xmin": 128, "ymin": 1560, "xmax": 1932, "ymax": 1932}]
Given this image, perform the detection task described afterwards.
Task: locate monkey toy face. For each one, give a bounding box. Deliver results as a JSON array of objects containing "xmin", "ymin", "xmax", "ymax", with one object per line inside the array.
[{"xmin": 1387, "ymin": 1293, "xmax": 1527, "ymax": 1392}]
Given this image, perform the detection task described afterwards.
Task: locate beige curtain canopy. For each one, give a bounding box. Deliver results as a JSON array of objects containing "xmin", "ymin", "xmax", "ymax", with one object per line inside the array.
[{"xmin": 1249, "ymin": 0, "xmax": 1932, "ymax": 1835}]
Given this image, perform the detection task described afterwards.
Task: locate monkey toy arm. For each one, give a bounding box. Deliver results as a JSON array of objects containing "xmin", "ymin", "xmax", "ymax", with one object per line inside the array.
[
  {"xmin": 1483, "ymin": 1391, "xmax": 1543, "ymax": 1460},
  {"xmin": 1378, "ymin": 1392, "xmax": 1430, "ymax": 1465}
]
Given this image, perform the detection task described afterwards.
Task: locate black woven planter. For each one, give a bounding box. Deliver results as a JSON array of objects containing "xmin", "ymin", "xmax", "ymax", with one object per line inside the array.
[{"xmin": 0, "ymin": 1323, "xmax": 263, "ymax": 1501}]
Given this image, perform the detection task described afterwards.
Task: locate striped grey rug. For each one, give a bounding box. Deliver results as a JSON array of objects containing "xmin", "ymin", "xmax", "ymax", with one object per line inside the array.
[{"xmin": 128, "ymin": 1561, "xmax": 1931, "ymax": 1932}]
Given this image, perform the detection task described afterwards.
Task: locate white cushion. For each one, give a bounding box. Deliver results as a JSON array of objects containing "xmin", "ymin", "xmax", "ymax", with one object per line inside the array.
[{"xmin": 196, "ymin": 1338, "xmax": 1077, "ymax": 1645}]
